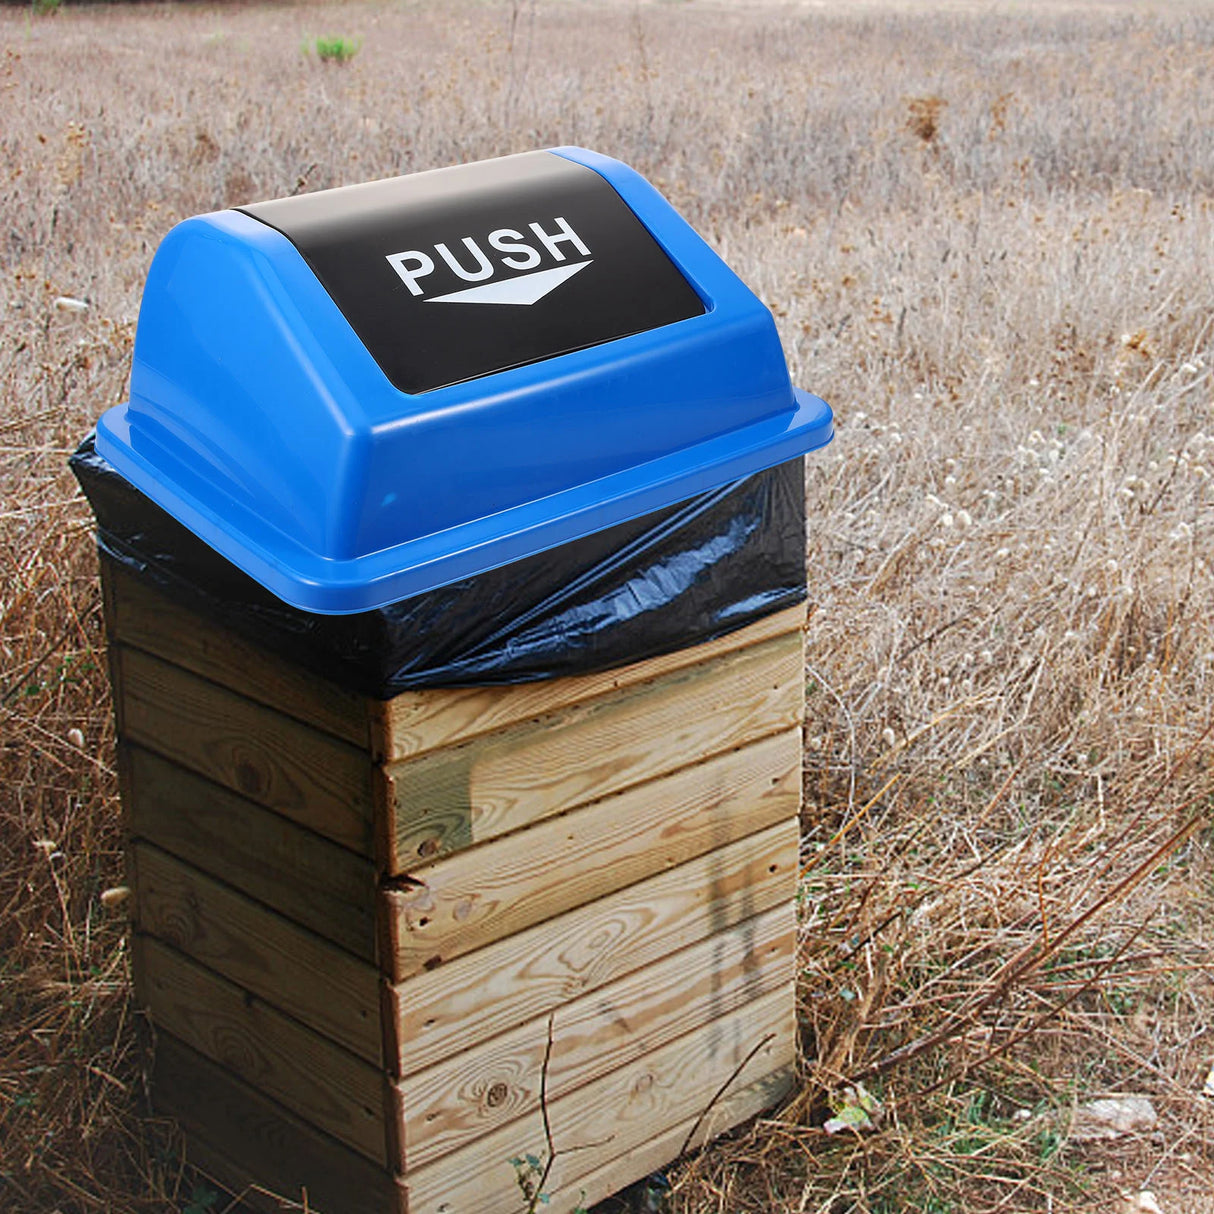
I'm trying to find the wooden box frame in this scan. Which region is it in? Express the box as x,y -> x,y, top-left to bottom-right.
103,555 -> 804,1213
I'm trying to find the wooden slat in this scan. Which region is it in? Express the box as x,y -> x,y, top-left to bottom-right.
397,903 -> 795,1167
132,842 -> 381,1064
384,630 -> 804,870
180,1140 -> 288,1214
534,1066 -> 794,1214
115,646 -> 374,855
154,1034 -> 405,1214
101,555 -> 372,749
133,935 -> 388,1165
386,817 -> 799,1063
377,604 -> 805,762
401,983 -> 796,1212
124,745 -> 376,960
384,729 -> 800,975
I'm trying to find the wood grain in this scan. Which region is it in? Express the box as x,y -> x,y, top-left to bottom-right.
378,604 -> 805,761
383,728 -> 800,976
385,630 -> 804,869
124,744 -> 376,960
385,816 -> 799,1065
528,1066 -> 795,1214
401,983 -> 796,1212
396,902 -> 795,1166
154,1033 -> 405,1214
102,555 -> 372,749
132,842 -> 381,1063
133,935 -> 388,1164
115,645 -> 374,854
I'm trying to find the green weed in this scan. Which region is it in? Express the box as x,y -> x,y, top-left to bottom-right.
309,34 -> 361,64
509,1153 -> 589,1213
182,1185 -> 218,1214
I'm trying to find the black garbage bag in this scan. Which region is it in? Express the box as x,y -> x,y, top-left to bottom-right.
71,435 -> 805,698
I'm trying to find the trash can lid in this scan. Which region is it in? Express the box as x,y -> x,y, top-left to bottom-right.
95,147 -> 833,613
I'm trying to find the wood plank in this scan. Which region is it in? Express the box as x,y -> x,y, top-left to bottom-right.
133,935 -> 388,1165
132,842 -> 381,1064
533,1066 -> 795,1214
397,903 -> 795,1167
179,1140 -> 287,1214
377,603 -> 805,762
383,729 -> 800,976
154,1033 -> 405,1214
115,646 -> 374,855
385,630 -> 804,870
401,983 -> 796,1211
386,817 -> 799,1064
124,745 -> 376,961
101,554 -> 372,749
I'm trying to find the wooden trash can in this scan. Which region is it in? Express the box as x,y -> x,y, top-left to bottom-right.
105,555 -> 805,1214
82,144 -> 832,1214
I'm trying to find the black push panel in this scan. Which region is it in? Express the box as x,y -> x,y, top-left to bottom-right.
240,151 -> 705,395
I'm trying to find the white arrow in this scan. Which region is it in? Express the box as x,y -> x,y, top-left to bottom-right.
426,260 -> 592,305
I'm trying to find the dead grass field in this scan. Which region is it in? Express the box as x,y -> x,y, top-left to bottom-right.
2,1 -> 1214,1211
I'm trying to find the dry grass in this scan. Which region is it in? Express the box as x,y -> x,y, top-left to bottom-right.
2,1 -> 1213,1211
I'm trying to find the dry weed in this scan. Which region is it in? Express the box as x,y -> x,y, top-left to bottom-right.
1,1 -> 1212,1211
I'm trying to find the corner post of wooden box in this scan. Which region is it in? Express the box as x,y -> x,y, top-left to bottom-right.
372,762 -> 399,878
97,550 -> 119,635
123,796 -> 141,930
367,696 -> 391,765
379,974 -> 400,1075
381,1064 -> 406,1177
128,930 -> 149,1017
374,696 -> 409,1181
99,582 -> 127,741
102,559 -> 140,1000
115,733 -> 136,850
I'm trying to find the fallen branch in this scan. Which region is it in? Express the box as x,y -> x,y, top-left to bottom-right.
678,1031 -> 776,1159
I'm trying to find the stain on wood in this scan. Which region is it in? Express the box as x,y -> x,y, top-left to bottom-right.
400,984 -> 796,1212
531,1065 -> 795,1214
383,729 -> 800,973
386,630 -> 803,868
396,903 -> 795,1165
385,817 -> 799,1062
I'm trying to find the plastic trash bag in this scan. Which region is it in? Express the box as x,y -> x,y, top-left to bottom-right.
71,435 -> 805,697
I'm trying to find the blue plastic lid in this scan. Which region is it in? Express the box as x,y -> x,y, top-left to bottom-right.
95,147 -> 833,613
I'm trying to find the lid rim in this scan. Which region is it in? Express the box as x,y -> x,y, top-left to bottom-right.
96,390 -> 832,614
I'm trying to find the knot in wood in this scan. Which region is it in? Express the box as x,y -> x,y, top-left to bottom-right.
234,756 -> 265,797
